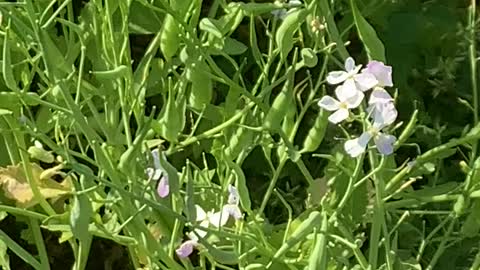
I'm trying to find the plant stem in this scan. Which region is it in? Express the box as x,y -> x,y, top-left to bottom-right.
469,0 -> 478,163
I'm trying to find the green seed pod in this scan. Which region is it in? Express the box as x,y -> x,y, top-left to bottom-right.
160,15 -> 181,59
277,105 -> 296,159
275,9 -> 307,60
302,108 -> 328,153
308,212 -> 328,269
263,67 -> 295,131
158,79 -> 185,142
187,61 -> 213,110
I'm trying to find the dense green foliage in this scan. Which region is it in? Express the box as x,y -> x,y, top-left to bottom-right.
0,0 -> 478,269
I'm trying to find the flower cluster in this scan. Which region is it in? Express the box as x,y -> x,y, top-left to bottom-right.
318,57 -> 398,157
176,185 -> 242,258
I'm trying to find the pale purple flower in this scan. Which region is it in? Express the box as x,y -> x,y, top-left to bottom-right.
318,85 -> 364,124
157,175 -> 169,198
363,61 -> 393,87
146,149 -> 170,198
176,239 -> 198,258
326,57 -> 378,97
344,102 -> 398,157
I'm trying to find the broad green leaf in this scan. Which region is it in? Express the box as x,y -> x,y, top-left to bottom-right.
350,0 -> 386,62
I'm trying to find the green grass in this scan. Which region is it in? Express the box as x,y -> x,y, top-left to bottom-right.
0,0 -> 478,269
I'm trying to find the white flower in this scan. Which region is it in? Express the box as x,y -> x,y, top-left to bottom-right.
146,149 -> 162,180
326,57 -> 378,97
344,102 -> 398,157
368,88 -> 393,105
318,85 -> 364,124
146,149 -> 170,198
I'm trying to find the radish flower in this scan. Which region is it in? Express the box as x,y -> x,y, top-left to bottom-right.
344,102 -> 398,157
146,149 -> 169,198
363,61 -> 393,87
318,85 -> 364,124
326,57 -> 378,97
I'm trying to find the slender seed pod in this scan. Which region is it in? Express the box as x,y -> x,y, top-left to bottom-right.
275,9 -> 307,60
263,67 -> 295,131
302,108 -> 328,153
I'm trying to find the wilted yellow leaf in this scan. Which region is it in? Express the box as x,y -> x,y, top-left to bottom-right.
0,163 -> 72,208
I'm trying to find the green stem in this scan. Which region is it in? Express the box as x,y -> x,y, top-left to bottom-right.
258,156 -> 288,217
29,219 -> 50,270
0,229 -> 42,270
469,0 -> 478,163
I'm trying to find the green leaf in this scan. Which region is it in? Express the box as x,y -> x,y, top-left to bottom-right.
200,18 -> 224,39
0,236 -> 10,270
223,37 -> 248,55
350,0 -> 386,62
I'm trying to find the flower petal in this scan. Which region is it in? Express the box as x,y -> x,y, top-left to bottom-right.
157,175 -> 170,198
354,72 -> 378,91
344,57 -> 355,72
328,108 -> 349,124
326,71 -> 349,85
195,205 -> 207,222
223,205 -> 243,220
368,88 -> 393,105
318,95 -> 340,111
209,211 -> 229,228
176,240 -> 197,258
340,78 -> 360,98
344,90 -> 364,109
228,184 -> 239,205
371,102 -> 397,128
374,133 -> 396,155
344,132 -> 372,158
365,61 -> 393,87
151,149 -> 161,170
196,220 -> 209,238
